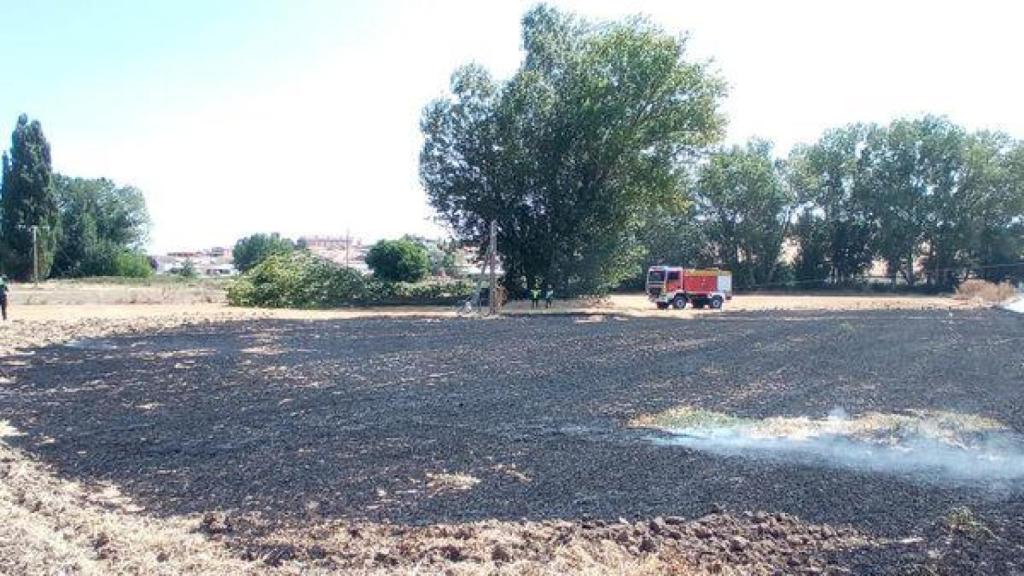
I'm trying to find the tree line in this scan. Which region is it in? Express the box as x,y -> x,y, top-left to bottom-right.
421,5 -> 1024,293
645,120 -> 1024,291
1,114 -> 151,280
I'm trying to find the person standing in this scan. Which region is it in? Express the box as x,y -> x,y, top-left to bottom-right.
530,287 -> 540,309
544,286 -> 554,309
0,276 -> 9,321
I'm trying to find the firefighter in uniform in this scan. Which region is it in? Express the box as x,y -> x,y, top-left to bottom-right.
0,276 -> 9,321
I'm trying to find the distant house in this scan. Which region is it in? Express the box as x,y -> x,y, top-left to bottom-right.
152,255 -> 180,275
152,247 -> 238,276
300,235 -> 370,273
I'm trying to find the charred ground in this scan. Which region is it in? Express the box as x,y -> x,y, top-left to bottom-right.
2,309 -> 1023,573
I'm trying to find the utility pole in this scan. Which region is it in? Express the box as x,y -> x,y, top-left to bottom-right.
30,225 -> 39,287
345,228 -> 351,268
488,219 -> 498,315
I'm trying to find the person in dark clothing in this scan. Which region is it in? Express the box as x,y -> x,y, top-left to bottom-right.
544,286 -> 554,309
0,276 -> 8,321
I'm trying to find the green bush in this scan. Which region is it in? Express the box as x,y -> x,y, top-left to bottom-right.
228,252 -> 361,308
64,242 -> 153,279
364,278 -> 474,305
177,258 -> 197,279
291,255 -> 368,307
365,239 -> 430,283
227,251 -> 473,308
113,251 -> 153,278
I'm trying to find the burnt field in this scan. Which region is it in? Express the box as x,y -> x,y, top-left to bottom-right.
2,309 -> 1024,573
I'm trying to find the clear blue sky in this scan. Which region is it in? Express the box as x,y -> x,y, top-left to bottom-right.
2,0 -> 1022,252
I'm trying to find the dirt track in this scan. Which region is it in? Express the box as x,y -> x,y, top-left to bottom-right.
2,307 -> 1023,574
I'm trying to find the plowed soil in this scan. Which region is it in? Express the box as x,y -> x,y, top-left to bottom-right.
2,307 -> 1023,574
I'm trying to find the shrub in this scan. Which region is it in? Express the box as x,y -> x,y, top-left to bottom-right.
291,255 -> 368,307
177,258 -> 197,279
954,279 -> 1018,303
113,251 -> 154,278
365,239 -> 430,283
365,278 -> 474,305
228,252 -> 366,308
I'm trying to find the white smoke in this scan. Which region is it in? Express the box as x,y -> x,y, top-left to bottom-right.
1004,297 -> 1024,314
642,408 -> 1024,486
64,338 -> 120,351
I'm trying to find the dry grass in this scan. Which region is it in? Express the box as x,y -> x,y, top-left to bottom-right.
0,305 -> 467,356
942,507 -> 995,540
272,520 -> 691,576
630,406 -> 749,431
631,406 -> 1009,448
0,435 -> 271,576
954,279 -> 1018,304
425,472 -> 482,494
9,279 -> 227,306
247,512 -> 874,576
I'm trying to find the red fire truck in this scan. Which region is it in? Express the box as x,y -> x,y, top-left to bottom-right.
646,266 -> 733,310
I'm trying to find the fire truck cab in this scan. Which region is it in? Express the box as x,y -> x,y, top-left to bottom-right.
646,266 -> 732,310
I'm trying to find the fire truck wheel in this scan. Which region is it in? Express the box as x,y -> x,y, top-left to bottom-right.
671,295 -> 687,309
710,296 -> 724,309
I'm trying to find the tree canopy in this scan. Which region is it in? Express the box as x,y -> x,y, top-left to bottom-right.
51,175 -> 151,277
365,238 -> 430,283
232,233 -> 295,273
787,125 -> 876,284
787,116 -> 1024,288
421,5 -> 726,294
1,114 -> 59,280
694,139 -> 793,289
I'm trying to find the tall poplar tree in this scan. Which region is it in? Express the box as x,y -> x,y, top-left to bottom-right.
1,114 -> 59,280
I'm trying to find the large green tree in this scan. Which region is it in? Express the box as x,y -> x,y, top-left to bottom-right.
1,115 -> 59,280
232,232 -> 294,273
693,139 -> 793,289
860,117 -> 967,286
420,5 -> 726,294
365,238 -> 430,283
51,175 -> 150,277
630,197 -> 712,288
951,131 -> 1024,283
787,124 -> 877,283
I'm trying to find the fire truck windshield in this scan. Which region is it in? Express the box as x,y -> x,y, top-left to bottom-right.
647,270 -> 665,283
